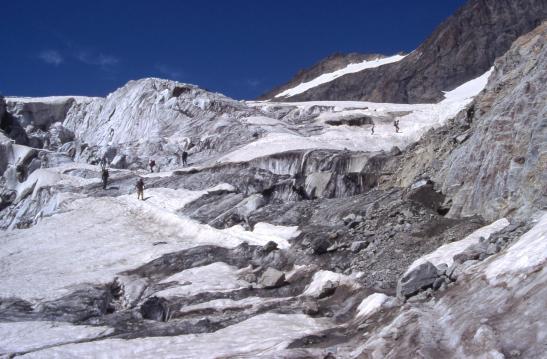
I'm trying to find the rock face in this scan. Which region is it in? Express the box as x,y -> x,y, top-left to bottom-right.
380,22 -> 547,222
437,22 -> 547,221
263,0 -> 547,103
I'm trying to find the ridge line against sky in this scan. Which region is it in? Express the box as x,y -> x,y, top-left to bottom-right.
0,0 -> 467,99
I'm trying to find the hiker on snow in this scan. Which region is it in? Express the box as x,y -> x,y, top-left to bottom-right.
371,123 -> 375,135
182,151 -> 188,167
394,119 -> 400,133
149,159 -> 156,173
136,178 -> 145,200
101,168 -> 109,190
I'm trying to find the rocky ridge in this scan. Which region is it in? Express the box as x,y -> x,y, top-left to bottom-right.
262,0 -> 547,103
260,53 -> 389,100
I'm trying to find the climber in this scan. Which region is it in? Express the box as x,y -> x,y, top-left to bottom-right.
182,151 -> 188,166
394,119 -> 400,133
466,105 -> 475,122
99,157 -> 107,170
15,164 -> 27,182
136,178 -> 145,200
371,123 -> 375,135
40,152 -> 49,168
149,159 -> 156,173
101,168 -> 109,190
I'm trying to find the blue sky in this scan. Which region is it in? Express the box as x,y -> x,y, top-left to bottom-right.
0,0 -> 467,99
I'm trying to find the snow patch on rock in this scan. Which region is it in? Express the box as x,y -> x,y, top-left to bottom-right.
486,212 -> 547,285
303,270 -> 361,297
405,218 -> 509,274
356,293 -> 395,319
156,262 -> 246,298
275,54 -> 406,98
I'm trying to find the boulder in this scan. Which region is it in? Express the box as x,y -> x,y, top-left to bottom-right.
302,301 -> 319,315
343,213 -> 356,224
308,236 -> 331,255
486,243 -> 501,255
453,242 -> 488,264
436,263 -> 449,276
397,261 -> 439,298
259,267 -> 286,289
432,277 -> 444,290
286,265 -> 317,284
261,240 -> 278,254
317,280 -> 337,299
351,241 -> 369,253
455,133 -> 470,144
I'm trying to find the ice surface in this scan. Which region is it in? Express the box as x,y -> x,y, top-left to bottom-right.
486,212 -> 547,285
356,293 -> 394,318
405,218 -> 510,274
226,70 -> 493,164
177,296 -> 280,315
21,313 -> 331,359
0,185 -> 297,302
6,96 -> 97,104
14,169 -> 62,202
275,55 -> 406,98
156,262 -> 246,298
0,321 -> 112,355
442,68 -> 494,102
221,222 -> 300,249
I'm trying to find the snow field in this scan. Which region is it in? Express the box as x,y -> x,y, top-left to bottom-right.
0,179 -> 300,302
0,322 -> 113,355
20,313 -> 331,359
228,68 -> 493,163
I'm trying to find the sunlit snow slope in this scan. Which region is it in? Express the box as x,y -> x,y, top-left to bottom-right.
274,54 -> 406,98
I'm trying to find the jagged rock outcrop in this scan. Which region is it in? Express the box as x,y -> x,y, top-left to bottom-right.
0,96 -> 6,121
438,22 -> 547,221
264,0 -> 547,103
382,22 -> 547,222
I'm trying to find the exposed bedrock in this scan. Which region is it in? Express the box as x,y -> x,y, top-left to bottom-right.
381,22 -> 547,222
